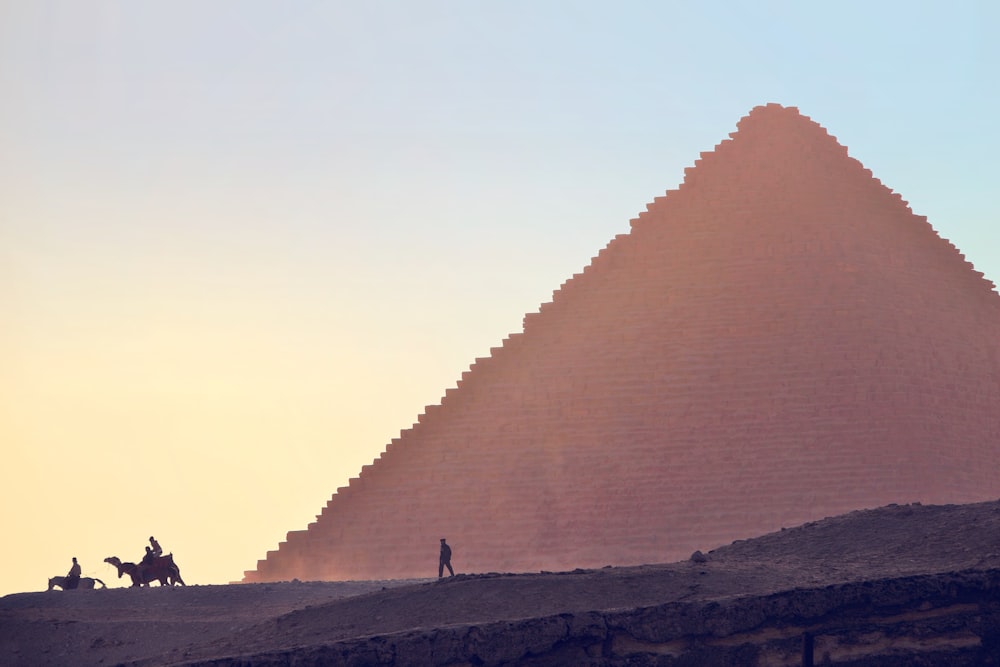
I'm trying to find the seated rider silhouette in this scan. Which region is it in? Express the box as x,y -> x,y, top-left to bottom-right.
141,546 -> 155,566
149,536 -> 162,558
66,557 -> 82,590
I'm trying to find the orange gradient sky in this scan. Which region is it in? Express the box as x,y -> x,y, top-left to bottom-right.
2,2 -> 997,595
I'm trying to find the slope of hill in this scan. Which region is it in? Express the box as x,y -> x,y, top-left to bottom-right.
3,500 -> 1000,666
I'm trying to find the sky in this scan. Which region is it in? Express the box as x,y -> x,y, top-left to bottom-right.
1,1 -> 997,596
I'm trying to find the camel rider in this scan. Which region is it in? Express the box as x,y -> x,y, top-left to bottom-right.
141,546 -> 155,566
66,557 -> 82,590
149,536 -> 162,558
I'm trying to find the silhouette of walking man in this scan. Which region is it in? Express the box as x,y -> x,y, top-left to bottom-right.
66,557 -> 82,590
438,538 -> 454,577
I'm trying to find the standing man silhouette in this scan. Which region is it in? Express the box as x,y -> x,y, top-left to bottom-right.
438,538 -> 454,577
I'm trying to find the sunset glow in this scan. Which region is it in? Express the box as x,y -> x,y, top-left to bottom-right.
2,2 -> 997,596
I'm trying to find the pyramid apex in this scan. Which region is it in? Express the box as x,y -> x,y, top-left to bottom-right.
708,103 -> 844,158
750,102 -> 800,114
737,103 -> 814,129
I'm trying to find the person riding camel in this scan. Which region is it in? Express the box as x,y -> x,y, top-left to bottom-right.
141,546 -> 155,566
149,536 -> 162,558
66,557 -> 82,590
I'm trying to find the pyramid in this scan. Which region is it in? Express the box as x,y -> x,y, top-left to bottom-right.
244,104 -> 1000,582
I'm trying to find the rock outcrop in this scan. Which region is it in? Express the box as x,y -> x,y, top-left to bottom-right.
190,570 -> 1000,666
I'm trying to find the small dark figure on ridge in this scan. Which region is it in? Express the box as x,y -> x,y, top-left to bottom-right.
439,538 -> 454,577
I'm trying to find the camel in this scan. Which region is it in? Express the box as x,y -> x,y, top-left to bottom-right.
104,554 -> 185,587
47,576 -> 106,591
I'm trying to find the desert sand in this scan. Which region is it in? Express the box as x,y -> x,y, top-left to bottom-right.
3,500 -> 1000,666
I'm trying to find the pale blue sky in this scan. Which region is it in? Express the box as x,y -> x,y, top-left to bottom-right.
1,1 -> 996,595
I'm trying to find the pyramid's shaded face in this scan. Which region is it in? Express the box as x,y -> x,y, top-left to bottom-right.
245,104 -> 1000,583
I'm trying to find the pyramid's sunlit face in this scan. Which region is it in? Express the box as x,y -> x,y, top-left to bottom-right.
246,106 -> 1000,585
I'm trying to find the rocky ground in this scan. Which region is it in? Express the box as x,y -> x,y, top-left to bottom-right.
3,500 -> 1000,666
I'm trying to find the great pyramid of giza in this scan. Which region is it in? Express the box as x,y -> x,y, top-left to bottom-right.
244,104 -> 1000,583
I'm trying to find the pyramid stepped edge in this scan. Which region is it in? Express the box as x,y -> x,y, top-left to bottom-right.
244,104 -> 1000,584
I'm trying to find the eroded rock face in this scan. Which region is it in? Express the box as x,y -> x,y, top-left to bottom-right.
191,570 -> 1000,666
245,104 -> 1000,585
